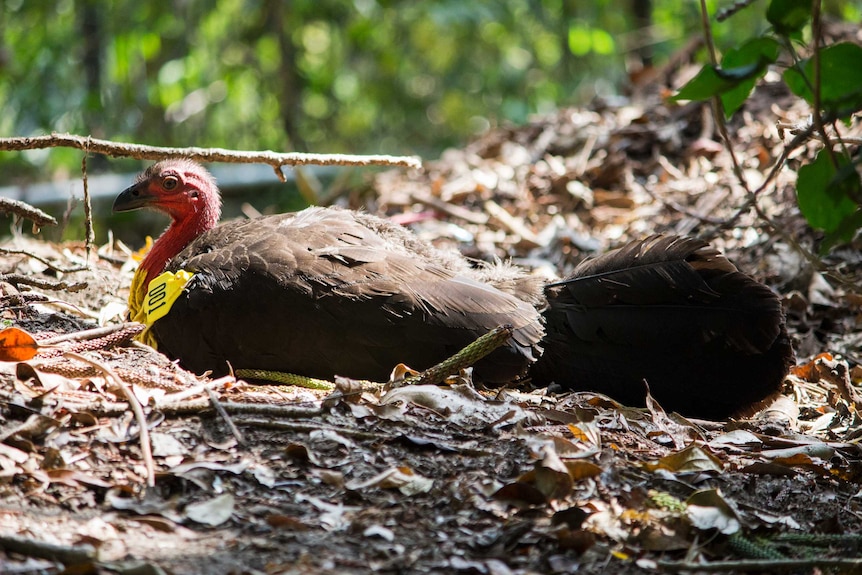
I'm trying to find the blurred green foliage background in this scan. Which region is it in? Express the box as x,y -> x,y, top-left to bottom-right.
0,0 -> 859,181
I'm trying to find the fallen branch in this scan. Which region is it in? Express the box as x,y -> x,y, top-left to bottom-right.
0,197 -> 58,228
409,191 -> 489,226
206,386 -> 244,444
37,323 -> 145,346
0,133 -> 423,181
0,293 -> 49,308
148,397 -> 325,418
0,247 -> 88,273
483,200 -> 542,247
235,417 -> 391,440
0,273 -> 87,292
155,375 -> 235,405
0,534 -> 97,565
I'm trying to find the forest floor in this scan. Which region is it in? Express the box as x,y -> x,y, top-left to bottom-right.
2,76 -> 862,574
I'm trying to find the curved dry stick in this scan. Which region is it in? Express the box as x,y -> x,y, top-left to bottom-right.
0,248 -> 87,273
65,351 -> 156,488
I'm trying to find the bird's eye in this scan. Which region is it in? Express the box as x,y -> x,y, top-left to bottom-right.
162,176 -> 179,191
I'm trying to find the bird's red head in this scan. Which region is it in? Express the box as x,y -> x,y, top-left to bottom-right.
114,159 -> 221,223
115,159 -> 222,285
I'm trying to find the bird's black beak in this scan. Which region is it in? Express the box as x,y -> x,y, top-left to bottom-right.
113,181 -> 154,213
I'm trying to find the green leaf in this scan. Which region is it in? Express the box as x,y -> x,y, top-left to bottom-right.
766,0 -> 811,35
719,37 -> 781,116
796,149 -> 860,238
674,66 -> 729,101
822,209 -> 862,253
674,56 -> 772,102
784,43 -> 862,117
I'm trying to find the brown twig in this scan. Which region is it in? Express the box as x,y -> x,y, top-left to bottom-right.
205,386 -> 244,444
81,143 -> 96,261
0,534 -> 97,565
483,200 -> 542,247
777,120 -> 862,146
0,293 -> 49,307
409,192 -> 489,225
0,273 -> 87,292
697,0 -> 749,191
0,197 -> 58,228
65,351 -> 156,488
0,247 -> 88,273
815,356 -> 862,412
37,323 -> 145,345
0,133 -> 423,181
148,396 -> 325,418
154,375 -> 235,405
807,0 -> 841,171
235,418 -> 391,440
215,401 -> 324,419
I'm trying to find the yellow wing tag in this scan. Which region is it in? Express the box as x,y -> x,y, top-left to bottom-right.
145,270 -> 194,324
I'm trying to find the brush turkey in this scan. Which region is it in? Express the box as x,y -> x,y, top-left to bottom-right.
114,160 -> 793,419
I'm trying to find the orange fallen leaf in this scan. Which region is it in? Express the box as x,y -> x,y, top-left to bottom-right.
0,327 -> 40,361
791,352 -> 833,382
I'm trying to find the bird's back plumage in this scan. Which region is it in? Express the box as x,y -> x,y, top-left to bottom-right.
152,207 -> 545,382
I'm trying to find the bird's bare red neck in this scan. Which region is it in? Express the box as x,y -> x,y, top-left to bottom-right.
139,202 -> 220,288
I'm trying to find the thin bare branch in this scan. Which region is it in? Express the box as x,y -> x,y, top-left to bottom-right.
0,273 -> 87,292
0,534 -> 97,564
81,144 -> 96,260
154,375 -> 235,406
0,198 -> 58,228
0,248 -> 87,273
409,192 -> 489,226
0,133 -> 423,181
808,0 -> 842,169
37,323 -> 145,346
698,0 -> 749,191
205,386 -> 245,444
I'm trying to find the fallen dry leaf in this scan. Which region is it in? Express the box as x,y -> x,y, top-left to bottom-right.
0,327 -> 40,361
